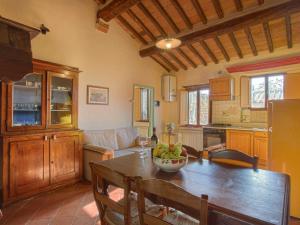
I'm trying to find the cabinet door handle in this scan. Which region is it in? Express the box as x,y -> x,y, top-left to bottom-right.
51,161 -> 54,164
44,136 -> 48,141
53,135 -> 57,140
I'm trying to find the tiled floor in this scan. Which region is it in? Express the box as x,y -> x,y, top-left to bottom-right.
0,182 -> 299,225
0,182 -> 123,225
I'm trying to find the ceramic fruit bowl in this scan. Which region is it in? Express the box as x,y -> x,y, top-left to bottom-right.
153,156 -> 188,172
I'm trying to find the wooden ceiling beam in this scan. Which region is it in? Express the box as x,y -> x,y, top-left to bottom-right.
127,9 -> 156,41
168,52 -> 188,70
117,15 -> 147,44
191,0 -> 207,24
244,27 -> 258,56
140,0 -> 300,57
151,0 -> 180,33
98,0 -> 141,22
285,15 -> 292,48
157,54 -> 179,71
186,44 -> 207,66
234,0 -> 243,11
200,40 -> 218,64
214,36 -> 230,62
212,0 -> 224,19
171,0 -> 193,29
137,2 -> 167,36
150,56 -> 171,72
176,48 -> 197,68
263,22 -> 273,53
229,32 -> 243,58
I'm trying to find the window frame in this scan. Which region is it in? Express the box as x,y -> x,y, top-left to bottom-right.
250,73 -> 285,110
186,84 -> 211,127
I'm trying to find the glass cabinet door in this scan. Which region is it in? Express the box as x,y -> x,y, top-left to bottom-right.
10,73 -> 44,128
49,73 -> 74,127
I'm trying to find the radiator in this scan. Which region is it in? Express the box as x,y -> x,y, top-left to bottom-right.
177,128 -> 203,151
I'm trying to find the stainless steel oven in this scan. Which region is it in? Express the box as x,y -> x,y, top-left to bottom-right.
203,125 -> 229,150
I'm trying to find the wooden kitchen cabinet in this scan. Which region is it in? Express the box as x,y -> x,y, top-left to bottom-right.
0,59 -> 82,206
226,130 -> 269,168
253,131 -> 268,168
50,135 -> 80,184
226,130 -> 253,155
9,136 -> 49,198
209,77 -> 234,101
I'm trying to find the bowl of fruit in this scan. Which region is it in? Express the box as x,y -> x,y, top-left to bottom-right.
152,143 -> 188,172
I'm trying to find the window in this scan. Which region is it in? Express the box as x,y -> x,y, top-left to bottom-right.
140,88 -> 149,121
250,74 -> 284,109
187,87 -> 210,126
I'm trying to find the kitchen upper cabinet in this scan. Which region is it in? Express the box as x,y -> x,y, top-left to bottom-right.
50,135 -> 80,184
253,131 -> 268,168
9,137 -> 50,197
226,130 -> 253,155
209,77 -> 234,101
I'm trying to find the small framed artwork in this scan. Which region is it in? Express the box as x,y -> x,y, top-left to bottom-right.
87,85 -> 109,105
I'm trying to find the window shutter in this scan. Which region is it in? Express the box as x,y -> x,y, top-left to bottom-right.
240,76 -> 250,108
179,90 -> 188,125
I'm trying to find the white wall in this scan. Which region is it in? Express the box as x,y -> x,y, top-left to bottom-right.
1,0 -> 165,132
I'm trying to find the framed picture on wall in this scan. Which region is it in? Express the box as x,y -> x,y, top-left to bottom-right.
87,85 -> 109,105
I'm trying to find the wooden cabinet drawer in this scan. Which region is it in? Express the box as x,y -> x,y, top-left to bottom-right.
254,131 -> 268,138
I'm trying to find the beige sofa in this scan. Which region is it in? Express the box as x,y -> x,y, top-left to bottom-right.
83,127 -> 145,181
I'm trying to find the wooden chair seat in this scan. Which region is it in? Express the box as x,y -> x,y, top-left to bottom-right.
163,210 -> 199,225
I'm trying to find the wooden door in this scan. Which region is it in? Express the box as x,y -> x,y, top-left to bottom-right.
226,130 -> 253,155
254,132 -> 268,167
50,135 -> 80,184
9,138 -> 49,197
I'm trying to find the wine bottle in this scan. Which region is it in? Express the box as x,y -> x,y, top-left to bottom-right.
151,127 -> 158,152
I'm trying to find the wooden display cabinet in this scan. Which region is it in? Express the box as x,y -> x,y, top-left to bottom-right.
0,59 -> 82,206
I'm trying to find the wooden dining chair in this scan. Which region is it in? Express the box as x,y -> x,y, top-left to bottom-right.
90,162 -> 162,225
182,145 -> 203,159
208,149 -> 258,169
137,178 -> 208,225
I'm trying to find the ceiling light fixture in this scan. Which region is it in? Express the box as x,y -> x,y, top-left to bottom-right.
155,38 -> 181,50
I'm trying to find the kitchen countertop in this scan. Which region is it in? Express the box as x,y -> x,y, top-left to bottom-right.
203,125 -> 267,132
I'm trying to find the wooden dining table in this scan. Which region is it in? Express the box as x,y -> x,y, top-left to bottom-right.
95,151 -> 290,225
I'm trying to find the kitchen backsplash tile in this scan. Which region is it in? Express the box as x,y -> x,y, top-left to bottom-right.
212,97 -> 268,125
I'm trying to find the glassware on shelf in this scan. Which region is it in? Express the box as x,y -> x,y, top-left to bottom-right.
50,76 -> 73,125
12,74 -> 42,127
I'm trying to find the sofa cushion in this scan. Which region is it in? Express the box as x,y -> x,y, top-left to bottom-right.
115,127 -> 138,149
84,129 -> 118,150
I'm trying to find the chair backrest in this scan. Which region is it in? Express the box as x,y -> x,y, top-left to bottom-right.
90,162 -> 132,224
208,149 -> 258,169
136,178 -> 208,225
182,145 -> 203,159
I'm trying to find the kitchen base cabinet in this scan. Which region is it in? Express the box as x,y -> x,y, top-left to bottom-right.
226,130 -> 253,155
253,132 -> 268,168
226,130 -> 268,168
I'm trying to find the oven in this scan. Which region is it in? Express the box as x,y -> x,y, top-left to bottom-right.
203,127 -> 226,150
